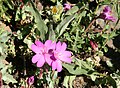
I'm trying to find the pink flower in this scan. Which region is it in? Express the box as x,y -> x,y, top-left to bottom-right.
64,3 -> 72,11
90,40 -> 98,51
27,76 -> 34,85
100,6 -> 116,22
31,40 -> 72,72
49,41 -> 72,72
31,40 -> 55,67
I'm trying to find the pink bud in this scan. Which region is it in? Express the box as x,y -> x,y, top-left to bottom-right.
90,40 -> 98,51
100,6 -> 116,22
27,76 -> 34,85
64,3 -> 72,11
39,69 -> 43,79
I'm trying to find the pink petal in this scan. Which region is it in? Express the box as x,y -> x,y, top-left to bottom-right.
45,40 -> 52,47
60,57 -> 72,63
35,40 -> 44,47
61,42 -> 67,51
56,41 -> 62,51
103,6 -> 111,12
44,54 -> 52,66
52,61 -> 57,70
32,54 -> 40,63
31,44 -> 41,53
36,54 -> 45,67
56,60 -> 62,72
50,42 -> 56,50
60,51 -> 71,57
64,51 -> 71,57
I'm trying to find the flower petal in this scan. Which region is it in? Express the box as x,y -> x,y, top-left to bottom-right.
32,54 -> 40,63
36,54 -> 45,67
35,40 -> 44,47
103,6 -> 111,12
61,42 -> 67,51
56,41 -> 62,51
61,57 -> 72,63
56,60 -> 62,72
64,51 -> 71,57
45,40 -> 52,47
52,61 -> 57,70
31,44 -> 41,53
50,42 -> 56,50
44,54 -> 52,66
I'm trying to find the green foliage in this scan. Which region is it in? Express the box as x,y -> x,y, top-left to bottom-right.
63,76 -> 76,88
26,1 -> 48,41
0,0 -> 120,87
0,0 -> 13,22
0,26 -> 16,84
56,14 -> 75,38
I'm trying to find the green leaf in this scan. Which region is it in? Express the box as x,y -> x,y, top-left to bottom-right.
64,32 -> 73,42
49,81 -> 54,88
107,76 -> 117,88
48,24 -> 56,41
23,38 -> 33,48
69,76 -> 76,88
1,64 -> 17,84
89,74 -> 97,81
0,31 -> 10,43
75,58 -> 94,70
106,60 -> 113,67
77,11 -> 87,23
73,30 -> 79,52
5,0 -> 14,9
52,71 -> 58,79
63,63 -> 88,75
63,76 -> 69,88
56,14 -> 75,37
102,34 -> 108,39
50,0 -> 57,3
0,60 -> 5,68
63,75 -> 76,88
109,32 -> 117,39
2,73 -> 17,84
103,46 -> 108,52
66,6 -> 79,15
29,1 -> 48,40
105,24 -> 110,29
89,72 -> 99,81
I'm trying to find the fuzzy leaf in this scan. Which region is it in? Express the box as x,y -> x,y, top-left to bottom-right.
29,1 -> 48,40
56,14 -> 75,37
